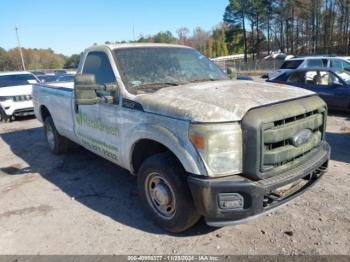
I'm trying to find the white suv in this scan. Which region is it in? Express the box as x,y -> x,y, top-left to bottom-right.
0,71 -> 39,122
268,56 -> 350,80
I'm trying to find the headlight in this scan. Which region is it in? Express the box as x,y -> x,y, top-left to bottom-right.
189,123 -> 242,177
13,95 -> 32,102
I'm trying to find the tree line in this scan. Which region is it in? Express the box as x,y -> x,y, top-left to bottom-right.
0,47 -> 80,71
112,0 -> 350,62
224,0 -> 350,61
106,26 -> 230,59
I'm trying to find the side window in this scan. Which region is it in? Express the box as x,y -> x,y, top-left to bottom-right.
280,60 -> 303,69
306,70 -> 340,87
82,51 -> 117,101
307,59 -> 324,67
340,60 -> 350,72
305,71 -> 318,84
330,59 -> 343,70
343,61 -> 350,72
83,52 -> 116,85
287,72 -> 306,84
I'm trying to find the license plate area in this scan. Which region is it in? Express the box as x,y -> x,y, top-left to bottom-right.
262,172 -> 320,209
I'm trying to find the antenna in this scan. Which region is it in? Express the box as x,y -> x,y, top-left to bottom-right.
15,26 -> 26,71
132,19 -> 135,42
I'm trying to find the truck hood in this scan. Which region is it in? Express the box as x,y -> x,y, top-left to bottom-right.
0,85 -> 33,96
135,80 -> 315,122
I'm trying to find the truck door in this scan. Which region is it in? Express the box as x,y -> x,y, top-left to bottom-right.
74,51 -> 120,164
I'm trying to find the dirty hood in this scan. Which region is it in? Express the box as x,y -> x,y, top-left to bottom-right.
135,80 -> 315,122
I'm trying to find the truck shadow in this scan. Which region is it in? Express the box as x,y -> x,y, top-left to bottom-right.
326,110 -> 350,164
0,126 -> 215,236
328,110 -> 350,121
326,132 -> 350,164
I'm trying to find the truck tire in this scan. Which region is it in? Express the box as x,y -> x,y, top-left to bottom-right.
44,116 -> 68,154
137,152 -> 200,233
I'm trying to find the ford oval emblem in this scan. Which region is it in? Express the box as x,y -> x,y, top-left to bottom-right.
291,129 -> 313,147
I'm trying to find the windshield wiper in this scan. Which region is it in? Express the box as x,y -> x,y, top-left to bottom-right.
136,82 -> 180,89
135,82 -> 181,93
141,82 -> 180,87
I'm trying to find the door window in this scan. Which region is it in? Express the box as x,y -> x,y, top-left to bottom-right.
306,59 -> 327,67
280,60 -> 303,69
305,70 -> 341,87
330,59 -> 350,72
286,72 -> 306,84
83,52 -> 116,85
82,51 -> 118,101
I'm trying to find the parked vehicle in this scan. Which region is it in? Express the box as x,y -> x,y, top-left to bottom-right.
236,75 -> 254,81
0,71 -> 38,122
31,71 -> 46,76
268,55 -> 350,80
342,56 -> 350,62
267,67 -> 350,111
33,43 -> 330,232
37,74 -> 59,83
54,69 -> 67,75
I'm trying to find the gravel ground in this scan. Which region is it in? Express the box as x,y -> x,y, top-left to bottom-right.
0,112 -> 349,255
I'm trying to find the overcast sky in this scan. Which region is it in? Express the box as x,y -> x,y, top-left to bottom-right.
1,0 -> 228,55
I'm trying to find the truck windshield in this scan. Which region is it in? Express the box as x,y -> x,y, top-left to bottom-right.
114,47 -> 229,94
0,74 -> 38,88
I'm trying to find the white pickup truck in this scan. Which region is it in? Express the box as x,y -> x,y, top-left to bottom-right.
33,43 -> 330,232
0,71 -> 39,122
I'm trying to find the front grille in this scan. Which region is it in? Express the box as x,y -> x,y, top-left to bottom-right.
242,96 -> 327,180
13,95 -> 32,102
262,109 -> 325,172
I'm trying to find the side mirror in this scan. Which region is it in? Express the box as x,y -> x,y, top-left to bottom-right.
74,74 -> 102,105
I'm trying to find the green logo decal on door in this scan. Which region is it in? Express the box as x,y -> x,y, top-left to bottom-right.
75,111 -> 119,136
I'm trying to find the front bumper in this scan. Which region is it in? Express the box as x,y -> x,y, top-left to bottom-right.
0,100 -> 33,116
187,141 -> 330,227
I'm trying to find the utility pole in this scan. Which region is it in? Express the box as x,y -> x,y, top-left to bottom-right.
15,26 -> 26,71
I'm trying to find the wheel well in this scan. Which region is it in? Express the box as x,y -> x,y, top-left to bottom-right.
131,139 -> 179,174
40,105 -> 51,120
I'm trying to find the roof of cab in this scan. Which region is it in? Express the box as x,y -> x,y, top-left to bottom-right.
0,71 -> 34,76
85,43 -> 192,53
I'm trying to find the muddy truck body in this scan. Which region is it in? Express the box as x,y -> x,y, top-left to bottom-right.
33,44 -> 330,232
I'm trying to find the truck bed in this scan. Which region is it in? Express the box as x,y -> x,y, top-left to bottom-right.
32,83 -> 77,142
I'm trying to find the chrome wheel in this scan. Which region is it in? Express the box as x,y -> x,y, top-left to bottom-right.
45,124 -> 55,150
145,172 -> 176,219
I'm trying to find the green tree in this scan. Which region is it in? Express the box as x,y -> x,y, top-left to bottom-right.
153,31 -> 177,43
224,0 -> 250,61
0,47 -> 11,71
64,54 -> 81,69
211,26 -> 229,57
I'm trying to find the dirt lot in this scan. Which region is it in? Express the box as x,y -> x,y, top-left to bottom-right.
0,113 -> 349,255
